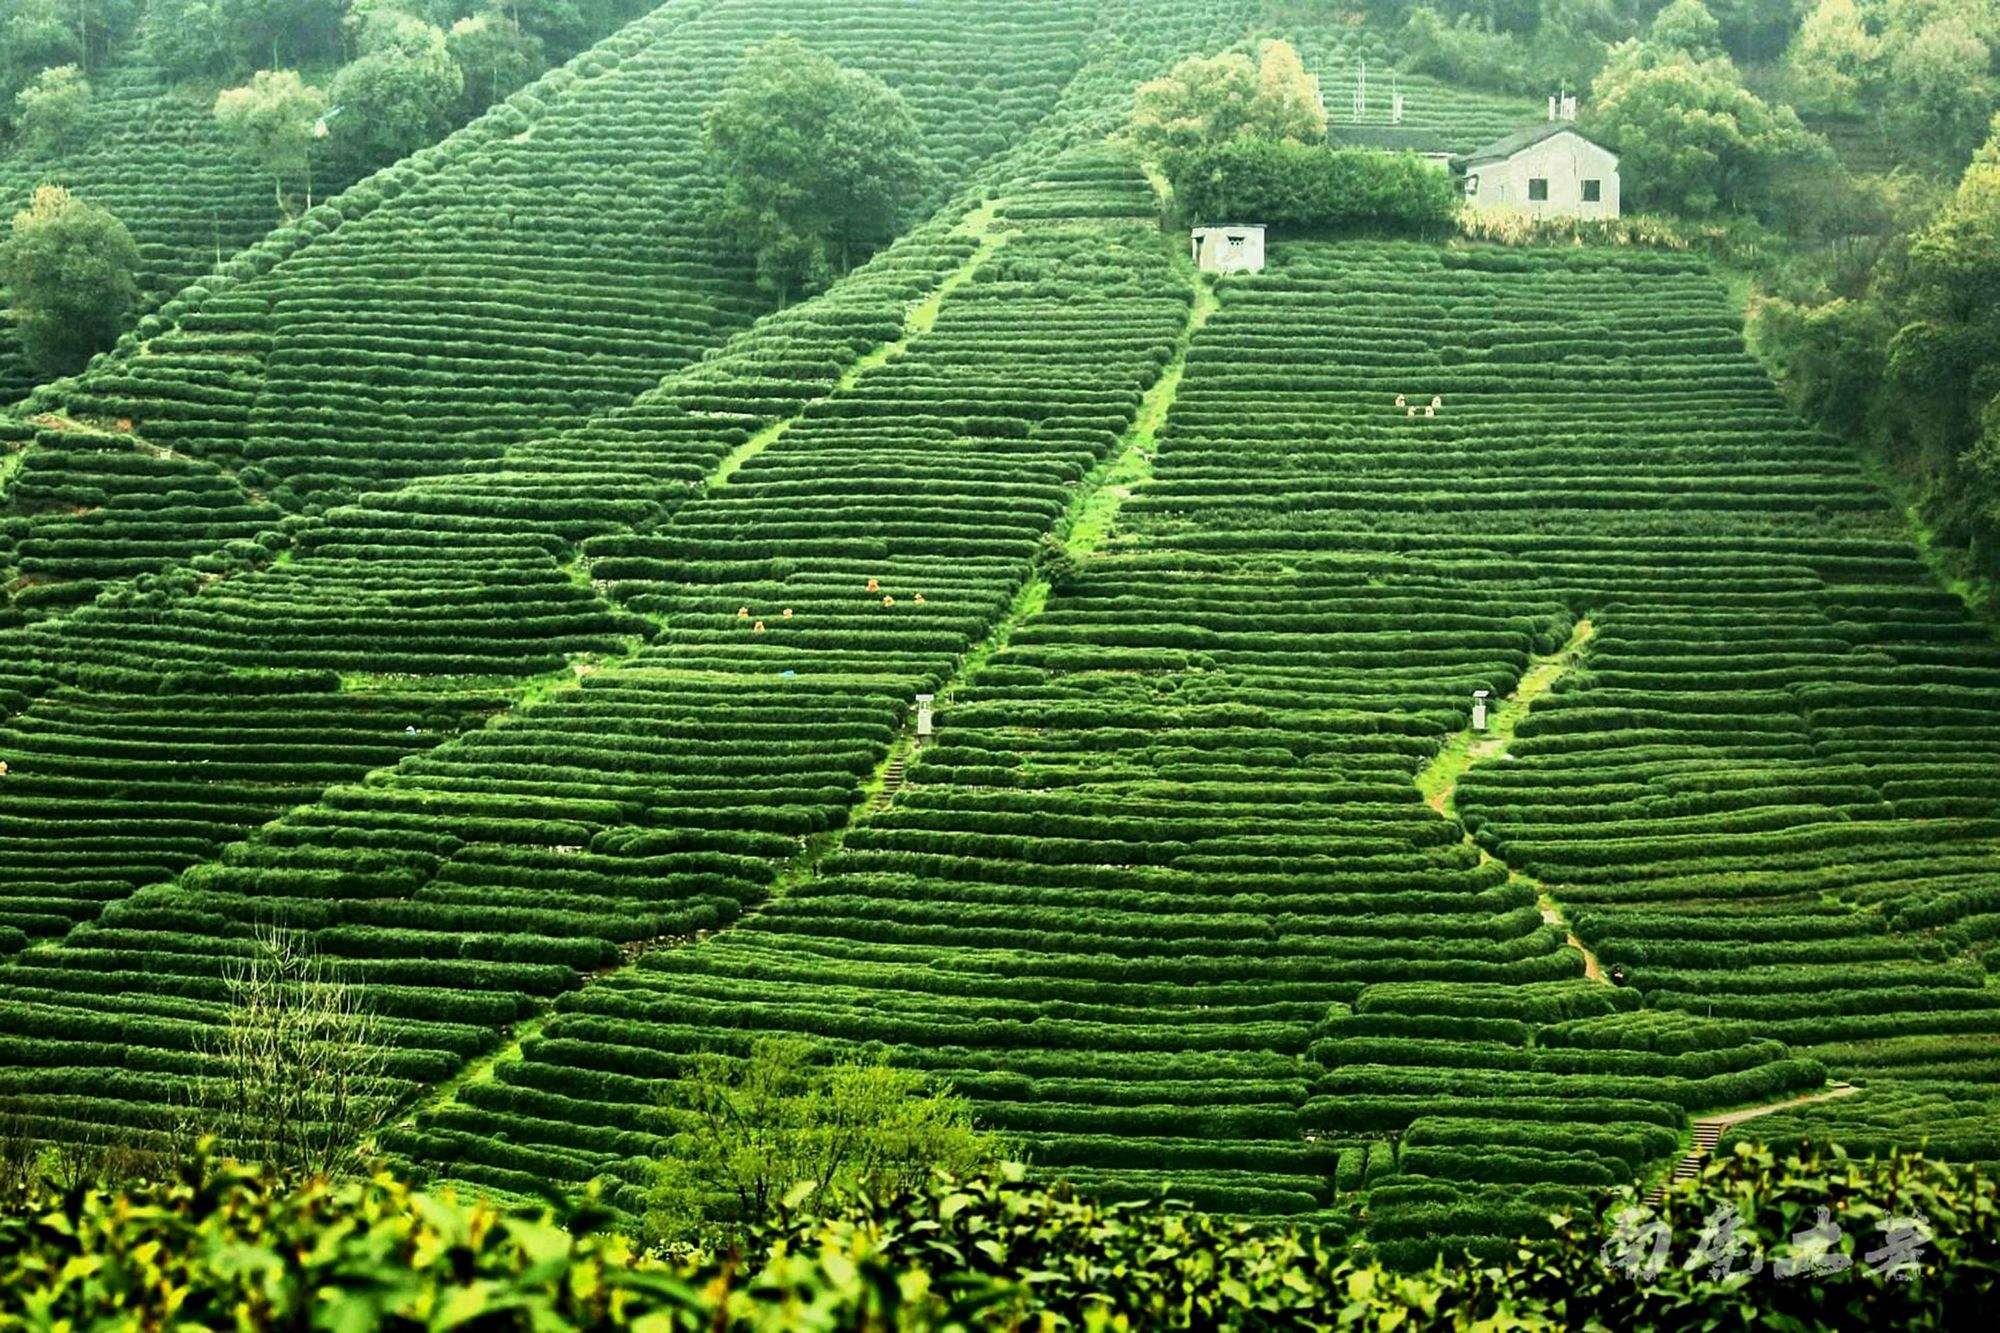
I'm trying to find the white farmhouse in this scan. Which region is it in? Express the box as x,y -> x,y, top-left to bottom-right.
1191,224 -> 1265,274
1458,122 -> 1619,219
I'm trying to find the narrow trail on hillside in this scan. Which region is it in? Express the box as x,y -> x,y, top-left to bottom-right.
1412,619 -> 1608,984
1643,1083 -> 1861,1204
417,208 -> 1022,713
1063,276 -> 1218,557
396,247 -> 1218,1135
710,204 -> 1006,491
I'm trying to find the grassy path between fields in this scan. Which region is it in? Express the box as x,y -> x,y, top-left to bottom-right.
1064,275 -> 1217,556
394,235 -> 1216,1139
1413,618 -> 1608,984
354,211 -> 1014,715
711,204 -> 1006,490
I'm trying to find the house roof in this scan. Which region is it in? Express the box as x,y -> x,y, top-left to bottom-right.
1457,121 -> 1617,167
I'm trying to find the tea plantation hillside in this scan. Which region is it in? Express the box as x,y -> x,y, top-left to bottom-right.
0,0 -> 1275,1129
0,63 -> 292,404
0,6 -> 676,403
391,237 -> 2000,1261
1,0 -> 1996,1274
0,0 -> 1355,949
0,0 -> 1114,620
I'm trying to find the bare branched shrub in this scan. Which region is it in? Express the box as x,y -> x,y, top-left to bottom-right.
189,926 -> 386,1177
0,1117 -> 38,1207
0,1117 -> 170,1202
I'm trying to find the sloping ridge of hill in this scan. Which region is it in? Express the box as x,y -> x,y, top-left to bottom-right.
4,0 -> 1997,1269
0,0 -> 1121,624
0,0 -> 1256,1129
0,6 -> 670,404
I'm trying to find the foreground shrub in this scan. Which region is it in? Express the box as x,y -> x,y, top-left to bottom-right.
2,1141 -> 1993,1329
647,1036 -> 1006,1251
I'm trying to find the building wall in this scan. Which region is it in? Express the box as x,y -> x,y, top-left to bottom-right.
1467,132 -> 1620,219
1193,227 -> 1266,274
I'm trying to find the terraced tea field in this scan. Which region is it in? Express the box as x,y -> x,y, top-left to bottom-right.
0,0 -> 1103,627
376,240 -> 1999,1260
2,0 -> 1997,1270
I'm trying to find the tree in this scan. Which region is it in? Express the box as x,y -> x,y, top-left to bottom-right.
1884,15 -> 1995,167
646,1037 -> 1004,1250
1784,0 -> 1881,116
702,37 -> 926,303
187,926 -> 385,1177
137,0 -> 229,79
1704,0 -> 1805,62
1588,42 -> 1832,215
14,62 -> 88,153
1892,116 -> 2000,548
4,184 -> 136,374
446,7 -> 541,115
1755,115 -> 2000,576
1250,39 -> 1327,144
219,0 -> 343,69
214,69 -> 327,216
1648,0 -> 1725,59
1130,39 -> 1326,162
5,0 -> 82,75
327,11 -> 463,169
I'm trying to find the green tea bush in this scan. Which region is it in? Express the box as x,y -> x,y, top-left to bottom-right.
1170,140 -> 1462,231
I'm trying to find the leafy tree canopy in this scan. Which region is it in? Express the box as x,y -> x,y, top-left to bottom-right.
328,9 -> 463,170
1589,31 -> 1832,216
447,7 -> 540,115
701,37 -> 927,302
1650,0 -> 1726,58
1756,114 -> 2000,574
136,0 -> 231,80
645,1036 -> 1003,1250
214,69 -> 328,215
1131,39 -> 1327,161
3,184 -> 136,375
13,61 -> 87,153
1784,0 -> 1880,115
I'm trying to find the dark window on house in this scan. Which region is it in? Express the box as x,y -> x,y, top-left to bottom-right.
1528,178 -> 1549,202
1582,178 -> 1601,202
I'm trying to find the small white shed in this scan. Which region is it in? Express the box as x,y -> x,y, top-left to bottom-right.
1191,224 -> 1265,274
1458,122 -> 1619,220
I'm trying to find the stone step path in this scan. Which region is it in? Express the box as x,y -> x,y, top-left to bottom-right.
872,750 -> 911,812
1643,1083 -> 1859,1205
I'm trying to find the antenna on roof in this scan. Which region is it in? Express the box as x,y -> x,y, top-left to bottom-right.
1390,75 -> 1404,125
1354,61 -> 1366,120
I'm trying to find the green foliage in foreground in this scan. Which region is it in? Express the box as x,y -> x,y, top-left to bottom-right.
648,1037 -> 1006,1251
2,1142 -> 1994,1330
